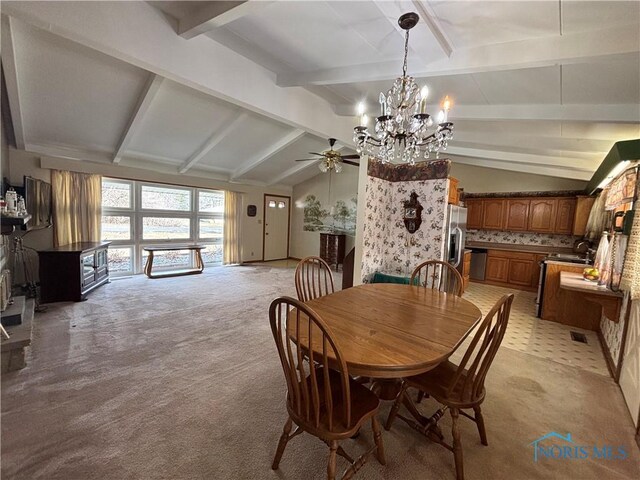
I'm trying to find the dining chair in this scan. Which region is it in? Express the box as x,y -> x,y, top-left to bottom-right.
384,294 -> 514,480
295,256 -> 335,302
411,260 -> 464,404
269,296 -> 385,480
410,260 -> 464,296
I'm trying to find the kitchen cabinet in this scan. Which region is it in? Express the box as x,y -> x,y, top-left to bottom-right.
448,177 -> 459,205
504,199 -> 530,231
528,199 -> 557,233
485,256 -> 509,282
554,198 -> 577,234
462,250 -> 471,291
482,200 -> 505,230
508,259 -> 534,286
573,196 -> 596,236
466,199 -> 484,230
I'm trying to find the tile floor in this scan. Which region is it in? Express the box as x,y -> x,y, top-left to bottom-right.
463,282 -> 609,376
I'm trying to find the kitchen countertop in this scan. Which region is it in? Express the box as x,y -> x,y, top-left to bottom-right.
560,272 -> 622,298
466,241 -> 574,255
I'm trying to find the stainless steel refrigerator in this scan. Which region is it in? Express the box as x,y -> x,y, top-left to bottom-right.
444,205 -> 467,273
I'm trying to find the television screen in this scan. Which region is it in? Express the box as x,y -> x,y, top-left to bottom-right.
24,176 -> 52,229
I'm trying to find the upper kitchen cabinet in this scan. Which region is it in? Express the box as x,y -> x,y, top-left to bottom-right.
573,196 -> 597,236
528,199 -> 557,233
504,199 -> 530,231
448,177 -> 460,205
554,198 -> 577,234
482,199 -> 505,230
466,199 -> 484,229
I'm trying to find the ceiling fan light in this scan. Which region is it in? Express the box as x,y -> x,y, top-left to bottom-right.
334,162 -> 343,173
318,162 -> 329,173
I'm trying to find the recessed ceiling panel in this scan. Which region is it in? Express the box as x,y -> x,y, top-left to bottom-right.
127,79 -> 240,161
12,19 -> 149,151
562,55 -> 640,104
429,1 -> 559,49
197,115 -> 293,171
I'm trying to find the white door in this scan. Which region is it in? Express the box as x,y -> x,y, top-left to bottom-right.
620,300 -> 640,426
264,195 -> 290,261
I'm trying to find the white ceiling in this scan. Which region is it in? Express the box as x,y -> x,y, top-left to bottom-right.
2,1 -> 639,187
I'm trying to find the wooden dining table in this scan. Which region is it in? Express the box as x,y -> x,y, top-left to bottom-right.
299,283 -> 483,399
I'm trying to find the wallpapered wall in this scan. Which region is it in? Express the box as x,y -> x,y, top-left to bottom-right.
600,293 -> 628,368
361,174 -> 449,280
467,230 -> 581,248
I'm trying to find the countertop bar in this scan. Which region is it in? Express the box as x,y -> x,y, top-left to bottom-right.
466,241 -> 574,255
560,272 -> 623,298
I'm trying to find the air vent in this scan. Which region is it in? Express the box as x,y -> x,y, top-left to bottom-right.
570,331 -> 588,344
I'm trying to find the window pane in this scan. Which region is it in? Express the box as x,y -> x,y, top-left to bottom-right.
108,247 -> 133,274
141,185 -> 190,211
142,217 -> 191,240
199,190 -> 224,213
199,218 -> 224,240
101,215 -> 131,240
102,180 -> 131,209
141,249 -> 192,270
201,244 -> 223,264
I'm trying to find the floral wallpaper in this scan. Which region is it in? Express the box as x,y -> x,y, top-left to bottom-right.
467,230 -> 581,247
600,292 -> 628,368
362,176 -> 449,281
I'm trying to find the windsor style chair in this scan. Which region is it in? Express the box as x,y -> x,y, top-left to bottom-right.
295,256 -> 335,302
410,260 -> 464,296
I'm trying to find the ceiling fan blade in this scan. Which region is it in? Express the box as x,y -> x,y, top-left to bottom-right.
342,160 -> 360,166
308,152 -> 325,156
340,154 -> 360,159
294,158 -> 319,162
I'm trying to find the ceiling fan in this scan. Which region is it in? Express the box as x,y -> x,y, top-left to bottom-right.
294,138 -> 360,173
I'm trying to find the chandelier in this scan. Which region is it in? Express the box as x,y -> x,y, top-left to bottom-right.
353,12 -> 454,165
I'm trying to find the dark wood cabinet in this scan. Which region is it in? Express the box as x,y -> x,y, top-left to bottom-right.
555,198 -> 577,234
320,233 -> 346,271
528,199 -> 557,232
485,257 -> 509,283
466,199 -> 484,229
39,242 -> 110,303
508,259 -> 534,286
504,199 -> 530,231
482,200 -> 505,230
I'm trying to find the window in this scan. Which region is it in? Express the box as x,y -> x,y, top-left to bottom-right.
101,179 -> 224,275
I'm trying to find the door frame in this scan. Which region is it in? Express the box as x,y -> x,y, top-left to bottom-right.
262,194 -> 291,261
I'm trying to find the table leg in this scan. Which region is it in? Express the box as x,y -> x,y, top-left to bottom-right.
195,248 -> 204,272
371,379 -> 403,401
144,251 -> 154,278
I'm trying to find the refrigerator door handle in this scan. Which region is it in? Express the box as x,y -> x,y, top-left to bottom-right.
451,227 -> 463,268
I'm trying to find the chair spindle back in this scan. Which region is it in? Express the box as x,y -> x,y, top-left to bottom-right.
448,294 -> 514,403
295,256 -> 335,302
410,260 -> 463,296
269,296 -> 351,431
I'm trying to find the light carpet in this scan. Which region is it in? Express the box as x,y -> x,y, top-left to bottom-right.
1,265 -> 638,479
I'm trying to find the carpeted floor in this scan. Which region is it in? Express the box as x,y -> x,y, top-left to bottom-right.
1,264 -> 638,479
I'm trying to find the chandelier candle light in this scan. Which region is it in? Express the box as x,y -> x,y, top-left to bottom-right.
354,12 -> 454,165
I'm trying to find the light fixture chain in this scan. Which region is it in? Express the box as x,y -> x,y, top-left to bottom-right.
402,29 -> 409,78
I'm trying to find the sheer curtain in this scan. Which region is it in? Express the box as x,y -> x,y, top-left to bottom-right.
51,170 -> 102,247
223,190 -> 242,265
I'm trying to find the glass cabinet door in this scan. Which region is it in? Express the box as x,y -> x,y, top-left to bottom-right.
81,253 -> 96,287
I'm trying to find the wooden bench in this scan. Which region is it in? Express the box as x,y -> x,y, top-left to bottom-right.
143,245 -> 205,279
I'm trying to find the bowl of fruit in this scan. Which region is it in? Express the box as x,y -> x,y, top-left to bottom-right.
583,267 -> 600,282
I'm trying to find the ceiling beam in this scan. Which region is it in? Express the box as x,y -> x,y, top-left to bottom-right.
178,1 -> 274,40
1,15 -> 25,149
277,24 -> 640,86
113,74 -> 163,164
449,133 -> 612,156
178,112 -> 248,174
2,1 -> 355,147
333,103 -> 640,124
231,129 -> 305,180
450,155 -> 593,181
412,0 -> 454,57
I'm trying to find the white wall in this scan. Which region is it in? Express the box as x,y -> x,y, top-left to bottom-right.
290,166 -> 359,259
450,162 -> 588,193
6,148 -> 292,265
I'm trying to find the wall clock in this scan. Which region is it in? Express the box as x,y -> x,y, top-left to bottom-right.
403,191 -> 423,234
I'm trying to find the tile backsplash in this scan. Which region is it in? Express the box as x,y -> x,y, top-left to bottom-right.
467,229 -> 580,247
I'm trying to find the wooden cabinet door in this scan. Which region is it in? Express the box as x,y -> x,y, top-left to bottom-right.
554,198 -> 576,234
528,199 -> 557,233
482,199 -> 505,230
485,257 -> 509,282
504,199 -> 530,231
573,196 -> 595,236
448,177 -> 459,205
466,200 -> 484,229
508,259 -> 534,286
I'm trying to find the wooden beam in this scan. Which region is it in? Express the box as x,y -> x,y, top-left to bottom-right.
178,1 -> 274,40
277,24 -> 640,86
231,129 -> 305,180
178,112 -> 248,174
450,155 -> 594,181
1,15 -> 25,149
412,0 -> 454,57
113,74 -> 163,164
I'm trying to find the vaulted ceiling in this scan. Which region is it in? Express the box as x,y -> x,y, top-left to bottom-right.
2,1 -> 639,187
